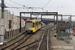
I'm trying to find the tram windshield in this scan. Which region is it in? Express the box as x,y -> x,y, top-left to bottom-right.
26,22 -> 34,29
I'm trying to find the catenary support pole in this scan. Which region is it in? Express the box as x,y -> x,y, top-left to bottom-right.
54,15 -> 55,23
30,13 -> 32,19
61,15 -> 62,23
0,0 -> 5,45
41,15 -> 42,22
56,13 -> 58,25
70,15 -> 72,22
20,13 -> 21,33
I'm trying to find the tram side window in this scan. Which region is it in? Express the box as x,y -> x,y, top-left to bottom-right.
36,22 -> 38,26
39,22 -> 41,24
38,22 -> 39,25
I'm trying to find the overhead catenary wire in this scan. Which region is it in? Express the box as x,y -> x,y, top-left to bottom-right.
3,0 -> 44,12
5,2 -> 24,11
9,0 -> 23,6
4,2 -> 43,12
9,0 -> 43,9
9,0 -> 43,10
5,2 -> 14,7
43,0 -> 51,8
5,2 -> 43,10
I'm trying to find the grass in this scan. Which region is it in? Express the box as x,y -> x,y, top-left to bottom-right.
10,34 -> 20,39
5,34 -> 20,45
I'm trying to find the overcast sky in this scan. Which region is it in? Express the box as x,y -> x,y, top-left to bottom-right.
0,0 -> 75,21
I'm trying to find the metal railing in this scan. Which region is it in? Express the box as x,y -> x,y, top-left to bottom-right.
57,29 -> 70,43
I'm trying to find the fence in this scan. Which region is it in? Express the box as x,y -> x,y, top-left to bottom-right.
4,27 -> 25,40
57,29 -> 70,43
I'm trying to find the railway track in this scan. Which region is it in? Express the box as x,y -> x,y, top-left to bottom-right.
16,36 -> 47,50
0,25 -> 52,50
37,26 -> 54,50
25,36 -> 47,50
12,25 -> 47,50
11,34 -> 33,50
6,31 -> 26,44
0,32 -> 26,49
16,25 -> 54,50
25,25 -> 54,50
0,33 -> 33,50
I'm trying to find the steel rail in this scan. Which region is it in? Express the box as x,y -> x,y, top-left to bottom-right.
11,26 -> 47,50
11,34 -> 33,50
16,25 -> 47,50
5,31 -> 26,44
37,25 -> 54,50
17,25 -> 53,50
37,27 -> 50,50
26,37 -> 47,50
0,25 -> 47,50
16,40 -> 40,50
47,26 -> 55,50
47,28 -> 50,50
0,33 -> 28,50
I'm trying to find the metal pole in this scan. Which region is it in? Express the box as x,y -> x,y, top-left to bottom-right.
0,0 -> 5,45
41,15 -> 42,22
20,13 -> 21,33
30,14 -> 32,19
70,15 -> 71,22
61,15 -> 62,23
54,15 -> 56,24
54,15 -> 55,22
56,13 -> 58,25
56,13 -> 58,33
70,15 -> 73,39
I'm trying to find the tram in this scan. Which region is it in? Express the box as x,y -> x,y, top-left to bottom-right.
25,19 -> 41,33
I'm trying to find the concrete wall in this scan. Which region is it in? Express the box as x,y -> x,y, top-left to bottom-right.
0,10 -> 25,35
4,10 -> 9,30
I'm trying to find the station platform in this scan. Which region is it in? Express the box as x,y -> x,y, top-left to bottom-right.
50,32 -> 75,50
